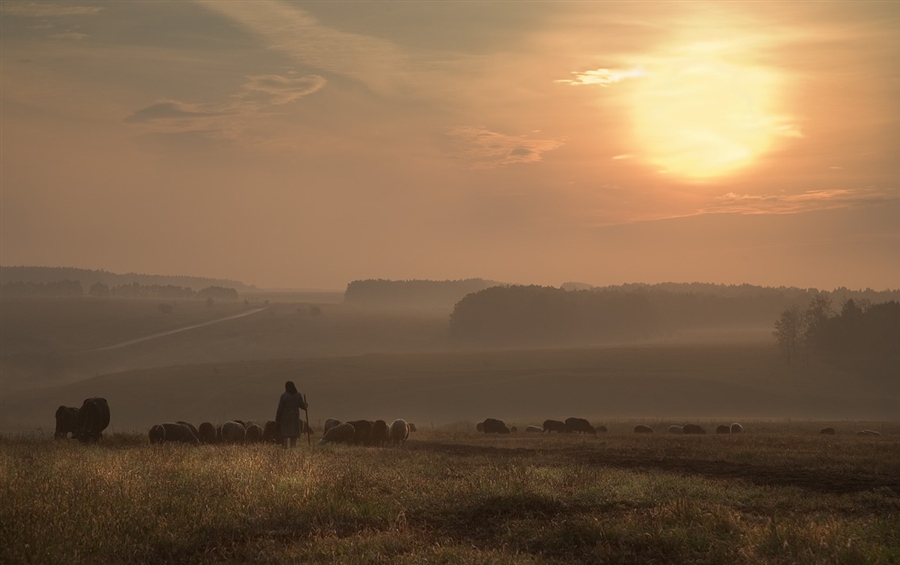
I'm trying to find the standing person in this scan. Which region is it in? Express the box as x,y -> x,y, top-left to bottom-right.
275,380 -> 308,449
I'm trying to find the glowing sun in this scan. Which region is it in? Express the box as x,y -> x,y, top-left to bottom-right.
630,51 -> 783,181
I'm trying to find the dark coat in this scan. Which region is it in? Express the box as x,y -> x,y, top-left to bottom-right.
54,406 -> 80,439
75,397 -> 110,443
275,391 -> 307,438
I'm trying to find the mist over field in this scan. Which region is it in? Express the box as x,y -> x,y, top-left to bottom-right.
2,271 -> 897,434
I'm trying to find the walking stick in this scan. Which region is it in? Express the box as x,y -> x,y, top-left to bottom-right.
304,394 -> 311,446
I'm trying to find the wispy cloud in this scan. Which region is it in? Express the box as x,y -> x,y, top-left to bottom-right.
241,75 -> 327,105
447,126 -> 564,168
1,3 -> 102,17
193,0 -> 404,94
556,67 -> 645,87
701,188 -> 896,215
124,101 -> 232,124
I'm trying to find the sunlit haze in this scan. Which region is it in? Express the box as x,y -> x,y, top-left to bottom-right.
2,1 -> 898,290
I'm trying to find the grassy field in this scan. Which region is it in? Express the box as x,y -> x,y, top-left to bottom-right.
2,428 -> 898,564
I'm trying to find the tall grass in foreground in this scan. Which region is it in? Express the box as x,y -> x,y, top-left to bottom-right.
1,434 -> 898,564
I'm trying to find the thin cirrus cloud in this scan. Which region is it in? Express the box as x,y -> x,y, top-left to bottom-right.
0,3 -> 103,17
241,74 -> 327,105
447,126 -> 564,168
556,67 -> 645,87
701,188 -> 897,216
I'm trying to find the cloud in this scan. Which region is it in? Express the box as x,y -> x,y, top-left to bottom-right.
124,101 -> 231,124
556,67 -> 645,87
1,3 -> 103,17
447,126 -> 564,168
193,0 -> 404,94
49,32 -> 88,41
701,188 -> 897,215
241,74 -> 327,105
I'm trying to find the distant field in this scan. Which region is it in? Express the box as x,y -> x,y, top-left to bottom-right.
1,297 -> 896,434
2,429 -> 898,564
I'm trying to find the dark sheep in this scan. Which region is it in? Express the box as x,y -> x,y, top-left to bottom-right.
54,406 -> 80,439
198,422 -> 217,444
716,425 -> 731,434
323,418 -> 342,434
176,421 -> 199,436
820,427 -> 836,435
682,424 -> 706,435
263,420 -> 282,444
245,422 -> 263,443
730,423 -> 744,434
481,418 -> 510,434
634,425 -> 653,434
157,423 -> 200,445
320,422 -> 355,445
370,420 -> 390,446
390,419 -> 410,445
565,417 -> 596,435
526,425 -> 543,433
347,420 -> 373,445
149,424 -> 166,444
542,419 -> 568,433
408,423 -> 417,432
75,397 -> 110,443
476,422 -> 484,432
220,421 -> 246,444
595,425 -> 608,433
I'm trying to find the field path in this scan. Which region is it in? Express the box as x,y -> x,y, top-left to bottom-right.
93,307 -> 267,351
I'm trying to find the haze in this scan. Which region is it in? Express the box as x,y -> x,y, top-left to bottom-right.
2,1 -> 898,290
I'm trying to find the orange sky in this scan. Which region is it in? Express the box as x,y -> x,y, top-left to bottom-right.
1,1 -> 898,290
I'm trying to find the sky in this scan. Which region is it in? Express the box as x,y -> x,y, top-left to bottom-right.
1,1 -> 898,291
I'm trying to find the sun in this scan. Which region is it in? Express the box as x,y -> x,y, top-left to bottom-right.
629,51 -> 782,181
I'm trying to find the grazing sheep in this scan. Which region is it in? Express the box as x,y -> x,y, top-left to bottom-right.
820,427 -> 836,435
159,422 -> 200,445
730,423 -> 744,434
682,424 -> 706,435
716,425 -> 731,434
857,430 -> 882,436
263,420 -> 281,444
542,419 -> 568,433
75,397 -> 110,443
220,421 -> 246,444
526,425 -> 544,433
320,422 -> 355,445
347,420 -> 373,445
245,422 -> 263,443
323,418 -> 342,434
480,418 -> 511,434
198,422 -> 217,444
54,406 -> 80,439
390,419 -> 410,445
408,423 -> 417,432
370,420 -> 390,446
634,425 -> 653,434
177,421 -> 199,436
668,425 -> 684,434
148,424 -> 166,444
595,425 -> 608,433
476,422 -> 484,432
565,417 -> 596,435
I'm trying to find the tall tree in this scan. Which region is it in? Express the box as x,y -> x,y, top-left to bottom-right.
774,306 -> 805,364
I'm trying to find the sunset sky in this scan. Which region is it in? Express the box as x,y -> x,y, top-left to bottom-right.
2,1 -> 898,291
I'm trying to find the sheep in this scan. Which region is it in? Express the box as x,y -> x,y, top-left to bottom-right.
149,424 -> 166,444
320,422 -> 355,445
668,425 -> 684,434
730,423 -> 744,434
682,424 -> 706,435
820,427 -> 836,435
634,425 -> 653,434
54,406 -> 80,439
245,422 -> 263,443
565,417 -> 596,435
525,425 -> 544,433
542,419 -> 568,433
347,420 -> 373,445
408,423 -> 417,432
149,423 -> 200,445
480,418 -> 510,434
323,418 -> 342,434
219,421 -> 246,444
390,419 -> 410,445
370,420 -> 390,446
716,425 -> 731,434
595,425 -> 608,433
177,421 -> 199,436
510,426 -> 518,433
198,422 -> 217,444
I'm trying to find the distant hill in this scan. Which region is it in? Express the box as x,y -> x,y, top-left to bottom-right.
344,278 -> 503,309
0,266 -> 259,293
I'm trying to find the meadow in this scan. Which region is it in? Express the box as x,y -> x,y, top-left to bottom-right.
2,427 -> 898,564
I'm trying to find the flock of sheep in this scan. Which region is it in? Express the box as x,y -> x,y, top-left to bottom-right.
474,417 -> 743,435
144,417 -> 416,446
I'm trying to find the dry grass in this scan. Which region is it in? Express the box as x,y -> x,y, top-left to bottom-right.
2,429 -> 898,564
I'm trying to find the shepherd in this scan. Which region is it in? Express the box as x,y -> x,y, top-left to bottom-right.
275,380 -> 308,449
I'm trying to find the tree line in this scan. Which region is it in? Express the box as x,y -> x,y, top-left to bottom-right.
1,279 -> 238,300
344,278 -> 502,309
